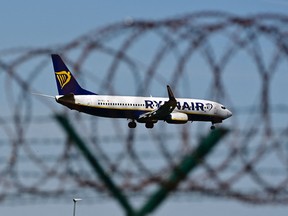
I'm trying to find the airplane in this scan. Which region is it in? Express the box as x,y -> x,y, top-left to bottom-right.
51,54 -> 232,129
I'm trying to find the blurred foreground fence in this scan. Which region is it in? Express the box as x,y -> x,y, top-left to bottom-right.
1,11 -> 288,206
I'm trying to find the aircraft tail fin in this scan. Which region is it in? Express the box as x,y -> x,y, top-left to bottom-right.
51,54 -> 96,95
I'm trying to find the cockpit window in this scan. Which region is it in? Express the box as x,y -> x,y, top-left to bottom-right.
221,106 -> 226,110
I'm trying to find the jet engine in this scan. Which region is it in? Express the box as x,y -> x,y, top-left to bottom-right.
166,112 -> 188,124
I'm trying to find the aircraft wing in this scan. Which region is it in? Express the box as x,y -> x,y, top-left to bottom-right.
138,85 -> 177,121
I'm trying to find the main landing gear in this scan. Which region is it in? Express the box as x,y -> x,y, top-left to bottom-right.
128,121 -> 137,128
145,122 -> 154,129
128,120 -> 154,129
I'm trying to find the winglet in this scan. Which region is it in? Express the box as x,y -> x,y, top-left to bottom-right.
167,85 -> 176,101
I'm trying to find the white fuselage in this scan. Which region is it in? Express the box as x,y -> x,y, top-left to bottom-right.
51,54 -> 232,129
55,95 -> 232,124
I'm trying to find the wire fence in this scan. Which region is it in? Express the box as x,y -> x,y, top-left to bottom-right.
1,11 -> 288,205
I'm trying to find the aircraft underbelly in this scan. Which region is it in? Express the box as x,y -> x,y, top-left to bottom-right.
187,113 -> 222,123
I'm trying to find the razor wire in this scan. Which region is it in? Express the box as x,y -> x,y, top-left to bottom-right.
1,11 -> 288,204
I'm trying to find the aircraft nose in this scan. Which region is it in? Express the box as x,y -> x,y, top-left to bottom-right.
226,109 -> 232,118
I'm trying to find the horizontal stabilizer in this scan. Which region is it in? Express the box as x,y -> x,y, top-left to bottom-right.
32,92 -> 54,99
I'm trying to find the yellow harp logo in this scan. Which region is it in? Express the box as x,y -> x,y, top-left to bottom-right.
55,71 -> 71,89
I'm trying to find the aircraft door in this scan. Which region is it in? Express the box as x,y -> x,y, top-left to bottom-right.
213,104 -> 218,115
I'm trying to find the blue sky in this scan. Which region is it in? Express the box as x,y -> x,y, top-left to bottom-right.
1,0 -> 288,215
1,0 -> 288,48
